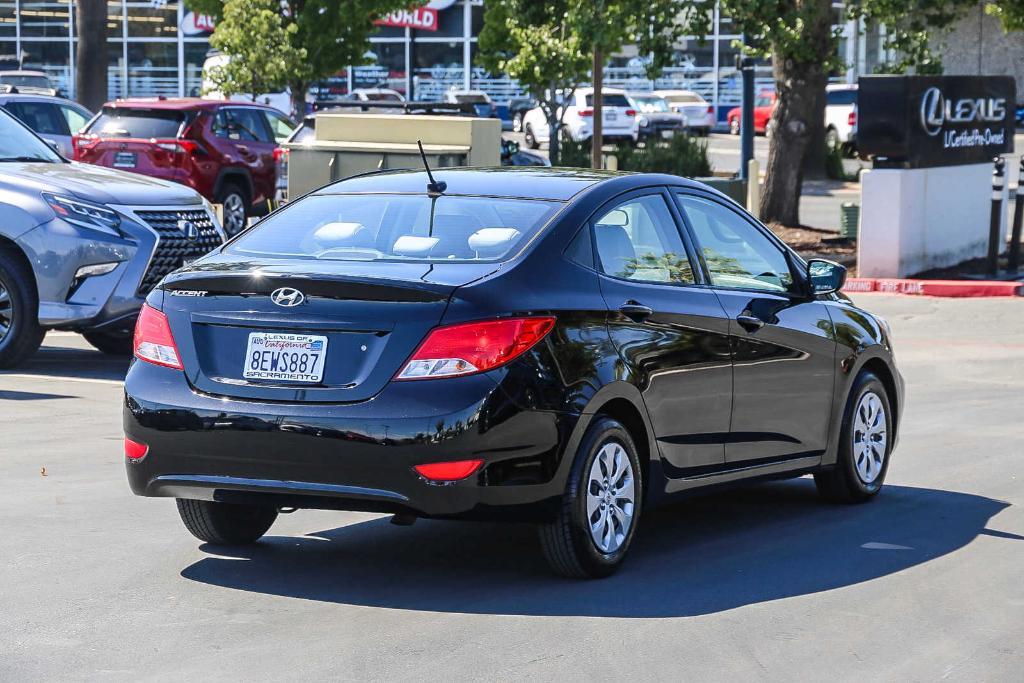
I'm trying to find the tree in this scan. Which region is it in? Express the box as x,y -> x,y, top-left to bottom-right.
681,0 -> 1024,226
206,0 -> 308,102
478,0 -> 681,167
75,0 -> 107,111
187,0 -> 410,117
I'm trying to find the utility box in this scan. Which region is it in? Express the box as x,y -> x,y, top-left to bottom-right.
284,114 -> 501,198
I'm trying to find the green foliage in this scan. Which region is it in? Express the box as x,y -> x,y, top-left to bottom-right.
556,134 -> 712,178
478,0 -> 683,164
824,141 -> 858,182
206,0 -> 307,99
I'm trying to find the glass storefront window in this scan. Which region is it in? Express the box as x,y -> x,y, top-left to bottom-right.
20,40 -> 72,95
106,41 -> 124,100
184,41 -> 208,97
430,3 -> 465,38
126,41 -> 177,97
125,1 -> 178,39
20,1 -> 71,38
413,40 -> 463,100
0,5 -> 16,39
353,41 -> 406,98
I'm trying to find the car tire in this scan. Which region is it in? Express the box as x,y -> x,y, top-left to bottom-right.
729,117 -> 740,135
176,498 -> 278,545
82,329 -> 134,356
216,182 -> 249,237
814,371 -> 893,504
513,112 -> 524,133
524,123 -> 539,149
538,416 -> 643,579
0,244 -> 45,369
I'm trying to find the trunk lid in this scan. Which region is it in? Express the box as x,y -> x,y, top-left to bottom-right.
159,256 -> 497,403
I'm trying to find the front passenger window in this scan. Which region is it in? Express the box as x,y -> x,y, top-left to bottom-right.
676,194 -> 795,293
594,194 -> 695,285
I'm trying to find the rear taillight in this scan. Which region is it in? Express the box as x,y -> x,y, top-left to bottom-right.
396,316 -> 555,380
414,459 -> 484,482
707,105 -> 714,114
154,139 -> 206,155
124,437 -> 149,460
133,304 -> 183,370
578,108 -> 594,117
625,109 -> 636,117
848,110 -> 857,127
71,133 -> 97,158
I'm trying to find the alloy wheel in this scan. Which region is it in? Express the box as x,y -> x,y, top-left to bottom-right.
223,193 -> 246,235
0,279 -> 12,345
853,391 -> 887,484
586,440 -> 636,554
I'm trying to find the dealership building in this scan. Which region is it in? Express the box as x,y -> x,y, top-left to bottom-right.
2,0 -> 1014,123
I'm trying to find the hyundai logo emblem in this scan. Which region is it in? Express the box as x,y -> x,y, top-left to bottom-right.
177,219 -> 199,241
270,287 -> 305,307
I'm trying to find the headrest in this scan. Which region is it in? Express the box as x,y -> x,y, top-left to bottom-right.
392,235 -> 440,256
468,227 -> 521,257
595,224 -> 635,277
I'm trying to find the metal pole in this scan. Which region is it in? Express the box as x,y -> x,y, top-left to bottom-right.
988,156 -> 1005,277
1009,157 -> 1024,274
739,56 -> 754,182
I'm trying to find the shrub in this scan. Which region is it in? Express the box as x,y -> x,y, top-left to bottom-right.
553,133 -> 712,178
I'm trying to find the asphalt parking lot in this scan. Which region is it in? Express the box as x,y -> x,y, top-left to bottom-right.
2,294 -> 1022,680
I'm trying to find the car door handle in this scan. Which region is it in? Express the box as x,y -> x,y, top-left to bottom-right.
736,314 -> 766,332
619,301 -> 654,321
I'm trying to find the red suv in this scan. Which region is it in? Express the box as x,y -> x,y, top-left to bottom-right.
74,98 -> 296,235
727,91 -> 777,136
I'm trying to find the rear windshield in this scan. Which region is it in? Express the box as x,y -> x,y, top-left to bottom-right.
226,193 -> 562,262
585,94 -> 631,107
0,74 -> 50,89
827,89 -> 857,106
665,93 -> 702,104
88,108 -> 186,138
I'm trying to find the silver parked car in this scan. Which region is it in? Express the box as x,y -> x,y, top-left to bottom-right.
0,108 -> 224,367
0,93 -> 93,157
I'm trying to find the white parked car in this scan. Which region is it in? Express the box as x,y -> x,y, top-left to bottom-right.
522,88 -> 638,148
825,83 -> 857,153
653,90 -> 715,135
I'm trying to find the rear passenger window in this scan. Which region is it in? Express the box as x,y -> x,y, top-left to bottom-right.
4,102 -> 67,136
593,194 -> 695,285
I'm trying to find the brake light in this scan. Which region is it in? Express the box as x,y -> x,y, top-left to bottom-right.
707,105 -> 714,114
625,109 -> 636,117
848,110 -> 857,127
153,139 -> 206,155
578,108 -> 594,117
71,133 -> 97,158
396,316 -> 556,380
414,459 -> 484,481
133,304 -> 182,370
124,437 -> 149,460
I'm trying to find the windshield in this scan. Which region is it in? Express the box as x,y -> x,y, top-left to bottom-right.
88,108 -> 186,138
0,108 -> 62,162
631,97 -> 669,113
585,94 -> 631,107
0,74 -> 50,89
227,193 -> 562,263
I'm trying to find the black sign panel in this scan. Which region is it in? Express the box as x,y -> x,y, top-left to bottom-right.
858,75 -> 1015,168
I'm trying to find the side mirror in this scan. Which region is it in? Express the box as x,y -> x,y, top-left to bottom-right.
807,258 -> 847,296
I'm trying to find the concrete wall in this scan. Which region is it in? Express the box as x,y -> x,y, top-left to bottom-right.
939,8 -> 1024,95
859,163 -> 998,277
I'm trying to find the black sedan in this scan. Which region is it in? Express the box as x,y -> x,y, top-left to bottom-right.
124,167 -> 903,579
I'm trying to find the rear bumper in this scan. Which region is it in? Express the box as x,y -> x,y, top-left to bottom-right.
123,361 -> 579,520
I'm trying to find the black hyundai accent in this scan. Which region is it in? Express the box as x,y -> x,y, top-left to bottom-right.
124,167 -> 903,579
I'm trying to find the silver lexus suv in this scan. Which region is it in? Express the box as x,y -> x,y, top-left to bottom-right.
0,108 -> 224,367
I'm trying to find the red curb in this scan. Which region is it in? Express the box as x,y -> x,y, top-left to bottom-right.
844,277 -> 1023,297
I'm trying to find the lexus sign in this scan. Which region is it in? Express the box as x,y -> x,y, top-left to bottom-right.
859,75 -> 1015,168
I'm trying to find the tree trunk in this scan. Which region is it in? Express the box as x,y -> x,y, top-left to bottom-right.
75,0 -> 107,110
759,1 -> 832,226
289,79 -> 308,120
591,46 -> 603,169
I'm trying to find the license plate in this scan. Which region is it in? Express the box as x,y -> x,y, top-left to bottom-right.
243,333 -> 328,383
606,111 -> 618,121
113,152 -> 137,168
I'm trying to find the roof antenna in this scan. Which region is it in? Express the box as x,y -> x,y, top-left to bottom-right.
416,139 -> 447,195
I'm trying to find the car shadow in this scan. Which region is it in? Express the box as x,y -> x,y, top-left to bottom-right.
2,335 -> 130,383
180,480 -> 1014,618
